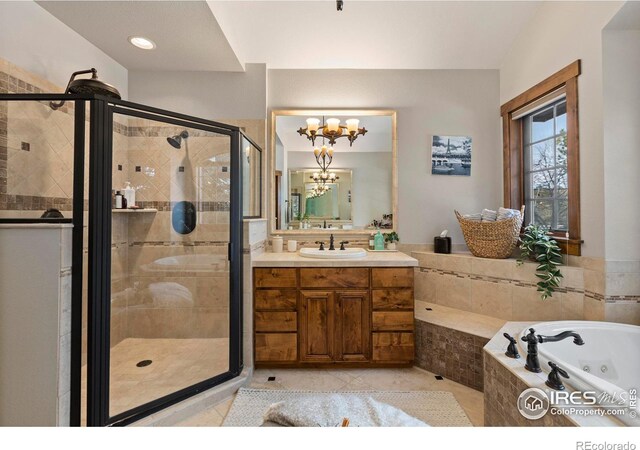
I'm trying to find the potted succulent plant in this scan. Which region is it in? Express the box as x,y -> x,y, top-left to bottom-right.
517,224 -> 563,300
384,231 -> 399,250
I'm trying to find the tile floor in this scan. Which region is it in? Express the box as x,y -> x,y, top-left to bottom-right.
174,366 -> 484,427
81,338 -> 229,424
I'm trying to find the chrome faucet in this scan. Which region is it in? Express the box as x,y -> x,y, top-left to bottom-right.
521,328 -> 585,373
329,234 -> 335,251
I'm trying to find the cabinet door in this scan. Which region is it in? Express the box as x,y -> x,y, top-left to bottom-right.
335,290 -> 371,362
299,291 -> 335,362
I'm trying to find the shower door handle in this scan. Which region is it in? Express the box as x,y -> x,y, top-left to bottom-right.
228,242 -> 233,261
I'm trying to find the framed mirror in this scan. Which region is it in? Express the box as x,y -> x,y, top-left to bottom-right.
270,110 -> 397,234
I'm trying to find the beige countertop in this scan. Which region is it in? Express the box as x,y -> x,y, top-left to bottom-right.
252,251 -> 418,267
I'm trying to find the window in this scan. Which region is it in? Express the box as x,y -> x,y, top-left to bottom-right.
523,99 -> 568,231
501,60 -> 581,255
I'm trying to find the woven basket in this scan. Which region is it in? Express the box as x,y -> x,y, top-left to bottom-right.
455,206 -> 525,259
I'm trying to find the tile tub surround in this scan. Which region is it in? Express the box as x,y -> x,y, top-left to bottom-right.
414,301 -> 505,392
412,251 -> 640,325
483,322 -> 624,427
252,250 -> 418,267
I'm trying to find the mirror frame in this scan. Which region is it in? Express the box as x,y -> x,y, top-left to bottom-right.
269,109 -> 397,235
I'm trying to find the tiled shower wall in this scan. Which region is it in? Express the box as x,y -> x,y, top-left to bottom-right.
1,57 -> 266,350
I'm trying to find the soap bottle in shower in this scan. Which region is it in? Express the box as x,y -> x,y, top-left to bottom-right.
114,191 -> 123,209
123,182 -> 135,209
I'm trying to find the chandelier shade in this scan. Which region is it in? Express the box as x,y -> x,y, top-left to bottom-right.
298,117 -> 367,146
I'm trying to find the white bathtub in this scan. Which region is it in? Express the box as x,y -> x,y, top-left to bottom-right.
141,254 -> 228,273
520,321 -> 640,426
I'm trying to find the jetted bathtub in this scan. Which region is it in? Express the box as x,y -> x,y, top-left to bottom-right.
141,254 -> 228,273
520,321 -> 640,426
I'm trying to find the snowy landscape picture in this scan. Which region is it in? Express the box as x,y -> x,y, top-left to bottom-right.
431,135 -> 472,176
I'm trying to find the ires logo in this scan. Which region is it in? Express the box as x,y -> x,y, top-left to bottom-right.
549,390 -> 598,405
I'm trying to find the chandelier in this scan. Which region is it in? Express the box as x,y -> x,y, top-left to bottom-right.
310,171 -> 339,184
313,144 -> 334,173
298,117 -> 367,147
307,184 -> 331,199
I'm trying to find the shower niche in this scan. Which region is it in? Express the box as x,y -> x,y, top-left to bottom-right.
0,87 -> 262,426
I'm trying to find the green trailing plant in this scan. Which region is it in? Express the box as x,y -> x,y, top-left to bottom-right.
384,231 -> 399,243
517,224 -> 563,300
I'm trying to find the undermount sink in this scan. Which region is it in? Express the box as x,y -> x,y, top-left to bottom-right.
299,247 -> 367,259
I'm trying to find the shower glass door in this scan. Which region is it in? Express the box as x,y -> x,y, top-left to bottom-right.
86,99 -> 242,426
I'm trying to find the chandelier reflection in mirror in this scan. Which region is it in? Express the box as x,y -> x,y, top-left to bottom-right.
307,184 -> 331,199
298,117 -> 367,146
310,171 -> 339,184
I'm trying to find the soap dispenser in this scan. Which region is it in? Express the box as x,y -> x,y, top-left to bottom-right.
374,230 -> 384,251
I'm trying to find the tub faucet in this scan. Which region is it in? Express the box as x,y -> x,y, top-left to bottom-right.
329,234 -> 335,251
539,331 -> 585,346
521,328 -> 585,373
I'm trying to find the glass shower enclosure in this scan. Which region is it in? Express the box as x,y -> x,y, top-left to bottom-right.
0,92 -> 255,426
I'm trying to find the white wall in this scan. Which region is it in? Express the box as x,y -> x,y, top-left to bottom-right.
287,151 -> 392,228
0,1 -> 128,97
269,69 -> 501,246
603,29 -> 640,261
128,64 -> 267,120
499,1 -> 623,258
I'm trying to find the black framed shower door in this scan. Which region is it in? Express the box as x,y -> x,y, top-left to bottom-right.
0,93 -> 245,427
87,98 -> 244,427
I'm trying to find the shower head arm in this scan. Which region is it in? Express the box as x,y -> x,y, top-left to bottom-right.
50,68 -> 98,110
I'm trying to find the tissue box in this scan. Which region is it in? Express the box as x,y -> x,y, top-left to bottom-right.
434,236 -> 451,254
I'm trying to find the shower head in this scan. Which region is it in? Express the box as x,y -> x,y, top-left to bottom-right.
50,68 -> 121,110
167,130 -> 189,149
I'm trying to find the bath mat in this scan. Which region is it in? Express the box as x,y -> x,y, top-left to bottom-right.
221,388 -> 473,427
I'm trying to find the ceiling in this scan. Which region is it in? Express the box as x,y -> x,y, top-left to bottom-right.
37,1 -> 243,71
276,115 -> 392,153
209,0 -> 542,69
36,1 -> 543,72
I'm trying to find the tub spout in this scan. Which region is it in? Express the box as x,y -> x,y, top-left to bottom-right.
521,328 -> 585,373
539,331 -> 585,346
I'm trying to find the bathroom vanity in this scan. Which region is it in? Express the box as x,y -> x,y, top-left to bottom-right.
252,252 -> 418,367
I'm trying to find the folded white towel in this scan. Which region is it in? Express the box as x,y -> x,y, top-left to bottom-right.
497,207 -> 521,221
463,213 -> 482,221
481,209 -> 497,222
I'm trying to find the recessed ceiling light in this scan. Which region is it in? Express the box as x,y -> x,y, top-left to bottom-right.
128,36 -> 156,50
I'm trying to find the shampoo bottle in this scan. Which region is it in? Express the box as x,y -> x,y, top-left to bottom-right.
123,182 -> 135,209
374,230 -> 384,251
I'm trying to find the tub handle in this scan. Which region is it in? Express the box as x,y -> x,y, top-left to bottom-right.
503,333 -> 520,359
546,361 -> 570,391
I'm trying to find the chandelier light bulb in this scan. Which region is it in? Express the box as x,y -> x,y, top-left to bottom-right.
306,118 -> 320,134
326,118 -> 340,133
346,118 -> 359,134
327,147 -> 334,157
313,147 -> 320,157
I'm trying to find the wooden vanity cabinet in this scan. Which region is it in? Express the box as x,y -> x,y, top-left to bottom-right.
254,267 -> 414,366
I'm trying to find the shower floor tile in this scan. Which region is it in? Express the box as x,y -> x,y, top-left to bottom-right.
81,338 -> 229,425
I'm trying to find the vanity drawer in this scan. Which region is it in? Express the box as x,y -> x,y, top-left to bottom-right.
372,289 -> 414,310
255,333 -> 297,362
254,268 -> 297,288
300,268 -> 369,288
372,332 -> 414,361
372,311 -> 414,331
372,268 -> 414,288
255,311 -> 297,332
255,289 -> 297,310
